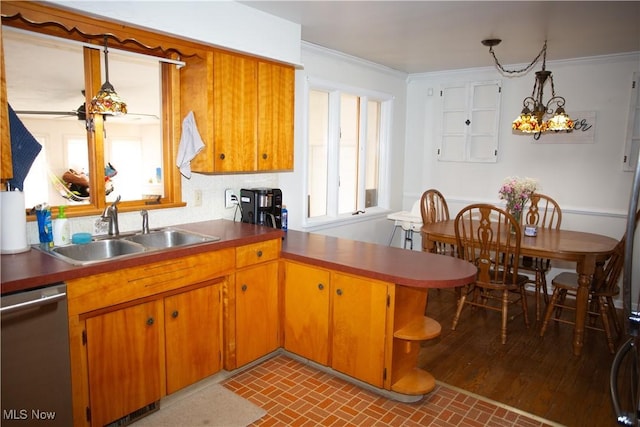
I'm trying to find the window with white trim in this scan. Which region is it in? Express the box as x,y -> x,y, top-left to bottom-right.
306,80 -> 391,225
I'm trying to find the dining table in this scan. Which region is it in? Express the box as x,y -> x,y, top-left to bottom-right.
421,220 -> 619,356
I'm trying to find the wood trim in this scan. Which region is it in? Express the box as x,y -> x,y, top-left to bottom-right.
1,1 -> 206,58
0,23 -> 12,181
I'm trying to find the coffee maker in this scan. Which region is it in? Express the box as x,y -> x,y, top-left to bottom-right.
240,188 -> 283,229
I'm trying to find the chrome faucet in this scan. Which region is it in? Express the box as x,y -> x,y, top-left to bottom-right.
140,209 -> 149,234
101,195 -> 121,236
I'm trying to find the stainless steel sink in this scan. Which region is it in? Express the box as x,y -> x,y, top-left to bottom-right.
39,228 -> 220,265
49,239 -> 146,265
124,229 -> 219,249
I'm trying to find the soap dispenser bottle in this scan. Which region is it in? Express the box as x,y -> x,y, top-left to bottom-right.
53,205 -> 70,246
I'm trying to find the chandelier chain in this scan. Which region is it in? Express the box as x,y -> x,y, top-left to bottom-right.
488,41 -> 547,75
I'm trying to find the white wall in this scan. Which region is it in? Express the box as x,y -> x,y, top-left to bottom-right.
50,0 -> 302,67
404,53 -> 640,244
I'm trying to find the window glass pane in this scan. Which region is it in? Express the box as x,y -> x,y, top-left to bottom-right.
365,100 -> 380,208
4,29 -> 90,207
339,94 -> 359,214
4,29 -> 164,208
103,49 -> 162,203
308,90 -> 329,218
23,136 -> 48,209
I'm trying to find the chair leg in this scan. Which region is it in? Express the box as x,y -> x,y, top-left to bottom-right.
451,286 -> 469,331
501,289 -> 509,344
607,296 -> 622,336
540,288 -> 561,337
598,296 -> 615,354
517,286 -> 530,328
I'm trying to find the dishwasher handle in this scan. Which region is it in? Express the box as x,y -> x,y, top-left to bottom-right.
1,292 -> 67,315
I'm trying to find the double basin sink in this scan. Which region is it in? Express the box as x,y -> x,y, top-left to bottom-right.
43,228 -> 220,265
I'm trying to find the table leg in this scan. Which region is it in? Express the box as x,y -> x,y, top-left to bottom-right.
573,256 -> 597,356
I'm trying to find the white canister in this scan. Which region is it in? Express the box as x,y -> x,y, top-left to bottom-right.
1,191 -> 30,253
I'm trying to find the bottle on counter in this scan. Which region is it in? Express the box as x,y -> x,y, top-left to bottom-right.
53,205 -> 70,246
281,205 -> 288,231
35,203 -> 53,248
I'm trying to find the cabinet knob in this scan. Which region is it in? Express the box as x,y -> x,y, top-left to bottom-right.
219,153 -> 226,160
262,153 -> 268,160
336,289 -> 343,296
318,283 -> 324,291
256,250 -> 263,258
147,317 -> 155,326
172,310 -> 179,318
241,284 -> 248,292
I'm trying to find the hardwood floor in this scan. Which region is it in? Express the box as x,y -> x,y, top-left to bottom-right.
419,287 -> 630,427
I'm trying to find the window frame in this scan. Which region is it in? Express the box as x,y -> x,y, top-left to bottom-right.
623,72 -> 640,172
1,2 -> 191,220
303,77 -> 392,229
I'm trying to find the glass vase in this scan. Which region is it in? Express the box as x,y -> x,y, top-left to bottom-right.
510,210 -> 521,234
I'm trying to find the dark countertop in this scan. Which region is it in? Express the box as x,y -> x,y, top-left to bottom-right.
281,229 -> 476,288
2,220 -> 476,295
1,220 -> 282,295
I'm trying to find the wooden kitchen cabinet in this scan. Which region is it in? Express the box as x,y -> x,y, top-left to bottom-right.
283,261 -> 330,365
234,261 -> 279,367
283,262 -> 392,388
331,272 -> 391,388
180,49 -> 294,173
67,250 -> 234,427
85,300 -> 164,427
164,280 -> 223,394
257,60 -> 294,171
232,239 -> 281,368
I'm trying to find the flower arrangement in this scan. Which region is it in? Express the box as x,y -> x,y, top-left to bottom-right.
498,176 -> 538,217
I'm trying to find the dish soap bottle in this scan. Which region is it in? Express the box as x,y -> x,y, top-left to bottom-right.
53,205 -> 70,246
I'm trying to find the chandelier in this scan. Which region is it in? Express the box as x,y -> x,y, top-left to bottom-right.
482,39 -> 574,135
89,36 -> 127,116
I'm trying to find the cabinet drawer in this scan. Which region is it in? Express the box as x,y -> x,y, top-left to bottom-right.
235,239 -> 280,269
67,248 -> 234,315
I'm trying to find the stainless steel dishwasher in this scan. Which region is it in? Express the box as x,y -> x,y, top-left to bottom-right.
1,283 -> 73,426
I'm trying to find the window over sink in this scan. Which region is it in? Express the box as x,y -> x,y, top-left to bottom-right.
1,2 -> 186,219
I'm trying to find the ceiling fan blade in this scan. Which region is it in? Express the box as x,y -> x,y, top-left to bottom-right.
15,110 -> 78,116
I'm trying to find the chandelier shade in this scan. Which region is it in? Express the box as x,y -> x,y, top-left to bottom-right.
483,39 -> 574,136
89,36 -> 127,116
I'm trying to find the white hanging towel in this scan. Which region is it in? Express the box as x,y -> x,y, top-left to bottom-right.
176,111 -> 205,178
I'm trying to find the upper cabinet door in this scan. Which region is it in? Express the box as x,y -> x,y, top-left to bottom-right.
257,61 -> 294,171
180,50 -> 294,174
213,51 -> 258,172
437,80 -> 501,163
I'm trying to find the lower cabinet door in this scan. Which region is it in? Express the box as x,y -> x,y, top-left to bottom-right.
331,272 -> 389,388
85,300 -> 163,427
164,281 -> 222,394
235,261 -> 279,367
284,262 -> 330,365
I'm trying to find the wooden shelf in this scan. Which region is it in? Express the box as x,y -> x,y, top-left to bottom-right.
393,316 -> 441,341
391,367 -> 436,395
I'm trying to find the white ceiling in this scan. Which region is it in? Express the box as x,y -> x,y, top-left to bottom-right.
240,1 -> 640,74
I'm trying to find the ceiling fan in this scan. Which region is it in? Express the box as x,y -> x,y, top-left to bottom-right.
15,104 -> 159,122
15,91 -> 159,122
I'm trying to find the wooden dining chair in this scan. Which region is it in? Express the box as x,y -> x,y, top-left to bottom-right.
420,189 -> 453,255
521,193 -> 562,321
539,227 -> 627,353
451,204 -> 530,344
